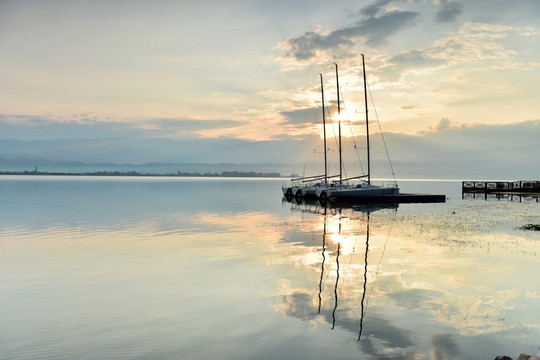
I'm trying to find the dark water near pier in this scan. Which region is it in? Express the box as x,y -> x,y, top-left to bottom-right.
1,176 -> 539,359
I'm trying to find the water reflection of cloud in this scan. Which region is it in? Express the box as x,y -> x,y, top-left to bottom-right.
276,291 -> 316,322
272,202 -> 540,356
387,288 -> 444,310
274,284 -> 417,356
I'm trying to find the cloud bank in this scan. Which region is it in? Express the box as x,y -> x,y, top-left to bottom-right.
1,116 -> 538,179
279,2 -> 419,63
435,0 -> 463,23
0,114 -> 247,140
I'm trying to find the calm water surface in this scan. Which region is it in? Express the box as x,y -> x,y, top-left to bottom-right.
1,176 -> 539,359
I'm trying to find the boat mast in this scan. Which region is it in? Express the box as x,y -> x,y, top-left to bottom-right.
334,63 -> 342,183
361,54 -> 371,185
320,73 -> 328,184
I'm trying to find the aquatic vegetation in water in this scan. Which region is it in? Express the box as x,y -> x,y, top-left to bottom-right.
518,223 -> 540,231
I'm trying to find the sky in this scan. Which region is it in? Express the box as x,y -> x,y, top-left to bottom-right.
1,0 -> 539,176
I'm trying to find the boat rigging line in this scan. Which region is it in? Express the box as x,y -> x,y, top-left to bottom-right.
334,70 -> 366,180
366,80 -> 398,186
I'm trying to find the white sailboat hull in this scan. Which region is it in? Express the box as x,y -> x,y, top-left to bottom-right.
283,183 -> 330,199
327,184 -> 399,200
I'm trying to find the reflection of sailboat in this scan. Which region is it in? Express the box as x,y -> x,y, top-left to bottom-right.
283,195 -> 399,215
331,241 -> 341,329
315,205 -> 344,330
277,199 -> 398,348
317,207 -> 327,315
358,212 -> 370,342
306,201 -> 390,336
329,208 -> 371,339
331,214 -> 341,330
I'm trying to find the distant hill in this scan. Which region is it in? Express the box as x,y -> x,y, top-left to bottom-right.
0,156 -> 292,176
1,119 -> 538,180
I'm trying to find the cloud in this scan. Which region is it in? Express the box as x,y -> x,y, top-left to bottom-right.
427,118 -> 452,132
0,114 -> 142,140
279,108 -> 319,125
401,105 -> 423,110
376,49 -> 446,81
371,21 -> 532,82
279,5 -> 419,62
359,0 -> 395,17
2,118 -> 538,178
148,118 -> 248,133
432,334 -> 458,360
422,118 -> 540,138
429,22 -> 525,66
279,102 -> 338,126
435,1 -> 463,23
359,10 -> 420,45
0,114 -> 249,140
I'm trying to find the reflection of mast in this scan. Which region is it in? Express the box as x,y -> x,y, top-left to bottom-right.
331,215 -> 342,329
317,207 -> 327,314
357,212 -> 370,342
331,242 -> 341,329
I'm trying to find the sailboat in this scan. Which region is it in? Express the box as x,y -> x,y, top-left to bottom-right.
284,55 -> 445,204
282,73 -> 336,200
283,57 -> 398,202
322,55 -> 399,202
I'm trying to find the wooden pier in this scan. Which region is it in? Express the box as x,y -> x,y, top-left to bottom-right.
462,180 -> 540,193
463,191 -> 539,203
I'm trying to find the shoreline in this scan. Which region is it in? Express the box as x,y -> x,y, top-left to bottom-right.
0,170 -> 286,178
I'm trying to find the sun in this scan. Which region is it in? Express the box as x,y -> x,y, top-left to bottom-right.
331,111 -> 348,123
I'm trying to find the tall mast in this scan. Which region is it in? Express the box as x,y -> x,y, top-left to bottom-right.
361,54 -> 371,185
334,63 -> 342,183
320,73 -> 328,184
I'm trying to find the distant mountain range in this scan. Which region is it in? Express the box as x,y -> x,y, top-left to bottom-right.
0,156 -> 291,176
1,120 -> 538,180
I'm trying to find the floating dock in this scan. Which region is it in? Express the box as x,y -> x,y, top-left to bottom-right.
462,180 -> 540,193
285,192 -> 446,204
329,193 -> 446,204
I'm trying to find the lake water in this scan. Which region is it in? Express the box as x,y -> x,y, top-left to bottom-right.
1,176 -> 539,359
